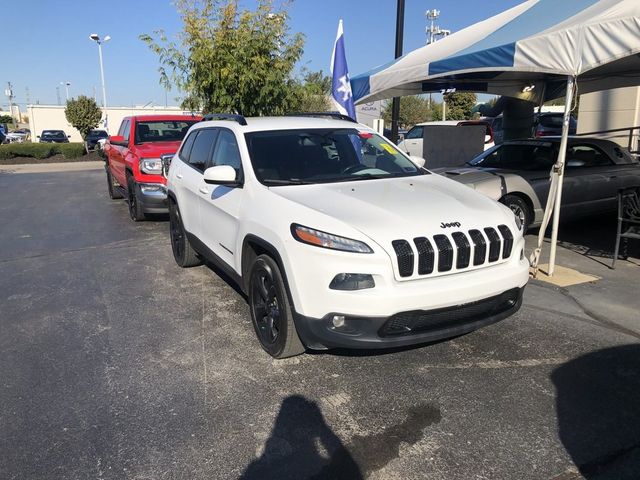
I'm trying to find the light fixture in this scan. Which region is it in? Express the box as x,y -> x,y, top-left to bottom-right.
522,84 -> 536,93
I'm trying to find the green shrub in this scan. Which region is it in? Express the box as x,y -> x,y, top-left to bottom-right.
0,142 -> 86,161
56,143 -> 86,159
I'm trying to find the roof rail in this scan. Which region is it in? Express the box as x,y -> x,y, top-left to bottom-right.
286,112 -> 357,123
202,113 -> 247,126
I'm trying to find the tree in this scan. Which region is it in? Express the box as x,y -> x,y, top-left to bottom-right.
0,115 -> 13,125
64,96 -> 102,142
140,0 -> 304,115
381,96 -> 440,128
290,69 -> 331,112
443,92 -> 477,120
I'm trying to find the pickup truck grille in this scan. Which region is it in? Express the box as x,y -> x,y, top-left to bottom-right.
392,225 -> 514,279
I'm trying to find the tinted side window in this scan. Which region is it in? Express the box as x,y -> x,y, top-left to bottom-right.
406,127 -> 424,139
188,129 -> 217,172
567,145 -> 613,168
211,130 -> 242,172
179,131 -> 197,163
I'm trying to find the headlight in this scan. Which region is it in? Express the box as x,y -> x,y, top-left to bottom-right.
140,158 -> 163,174
291,224 -> 373,253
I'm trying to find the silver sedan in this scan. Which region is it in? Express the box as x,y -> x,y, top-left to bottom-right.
434,138 -> 640,230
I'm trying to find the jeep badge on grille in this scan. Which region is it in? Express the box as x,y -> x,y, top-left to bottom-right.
440,222 -> 461,228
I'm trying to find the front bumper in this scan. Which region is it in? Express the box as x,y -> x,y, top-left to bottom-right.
136,182 -> 168,214
294,287 -> 524,350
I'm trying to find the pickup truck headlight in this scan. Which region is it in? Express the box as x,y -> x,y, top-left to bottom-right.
291,224 -> 373,253
140,158 -> 163,174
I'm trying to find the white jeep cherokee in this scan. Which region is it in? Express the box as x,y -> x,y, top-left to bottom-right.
166,113 -> 529,358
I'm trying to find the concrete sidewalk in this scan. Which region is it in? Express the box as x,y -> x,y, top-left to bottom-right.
0,160 -> 104,174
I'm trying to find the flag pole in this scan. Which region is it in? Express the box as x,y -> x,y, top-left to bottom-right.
390,0 -> 405,143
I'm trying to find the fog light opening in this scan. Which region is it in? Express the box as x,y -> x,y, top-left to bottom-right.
329,273 -> 375,291
332,315 -> 346,328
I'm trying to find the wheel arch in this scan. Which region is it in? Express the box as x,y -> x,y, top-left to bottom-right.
241,235 -> 295,307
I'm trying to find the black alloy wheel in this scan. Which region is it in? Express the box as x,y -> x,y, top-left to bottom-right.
169,200 -> 201,267
127,176 -> 146,222
249,255 -> 305,358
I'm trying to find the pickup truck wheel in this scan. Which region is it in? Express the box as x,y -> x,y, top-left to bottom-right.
127,175 -> 146,222
169,200 -> 202,268
106,168 -> 123,199
249,255 -> 305,359
500,194 -> 532,232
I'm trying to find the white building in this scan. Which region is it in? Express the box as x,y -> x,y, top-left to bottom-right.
27,105 -> 196,142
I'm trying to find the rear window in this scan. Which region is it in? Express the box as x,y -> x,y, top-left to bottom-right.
538,115 -> 577,129
135,120 -> 198,144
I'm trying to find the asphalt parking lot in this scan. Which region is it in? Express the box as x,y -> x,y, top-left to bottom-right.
1,163 -> 639,480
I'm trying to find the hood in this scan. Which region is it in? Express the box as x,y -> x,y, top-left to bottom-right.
133,142 -> 182,156
271,173 -> 514,249
432,166 -> 504,186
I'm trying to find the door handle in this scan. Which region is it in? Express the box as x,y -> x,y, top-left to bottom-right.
176,173 -> 183,179
199,186 -> 209,194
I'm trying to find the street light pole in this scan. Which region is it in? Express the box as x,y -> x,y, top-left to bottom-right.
60,82 -> 71,102
90,33 -> 110,131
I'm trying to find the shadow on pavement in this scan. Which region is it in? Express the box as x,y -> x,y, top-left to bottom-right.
552,345 -> 640,479
239,395 -> 362,480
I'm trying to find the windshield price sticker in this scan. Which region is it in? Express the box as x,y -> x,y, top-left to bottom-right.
380,143 -> 398,154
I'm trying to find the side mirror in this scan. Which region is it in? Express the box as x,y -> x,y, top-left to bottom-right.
410,155 -> 426,168
203,165 -> 241,187
109,135 -> 126,146
36,135 -> 40,138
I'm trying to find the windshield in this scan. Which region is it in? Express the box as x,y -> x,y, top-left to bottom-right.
245,128 -> 425,185
42,131 -> 65,138
469,142 -> 556,170
134,120 -> 198,144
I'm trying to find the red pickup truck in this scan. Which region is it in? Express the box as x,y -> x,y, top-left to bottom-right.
104,114 -> 201,221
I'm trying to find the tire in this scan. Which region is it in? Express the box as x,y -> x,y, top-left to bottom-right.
169,199 -> 202,268
127,175 -> 146,222
249,255 -> 305,359
106,168 -> 123,199
501,194 -> 531,232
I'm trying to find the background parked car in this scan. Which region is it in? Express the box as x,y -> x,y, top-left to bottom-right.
485,113 -> 577,145
85,129 -> 109,150
0,130 -> 5,145
5,128 -> 31,143
398,120 -> 494,157
38,130 -> 70,143
434,137 -> 640,231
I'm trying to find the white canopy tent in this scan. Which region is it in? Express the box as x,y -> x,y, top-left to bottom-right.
351,0 -> 640,276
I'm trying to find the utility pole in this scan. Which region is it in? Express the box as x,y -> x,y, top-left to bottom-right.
5,82 -> 15,125
425,10 -> 451,121
25,86 -> 31,105
390,0 -> 405,144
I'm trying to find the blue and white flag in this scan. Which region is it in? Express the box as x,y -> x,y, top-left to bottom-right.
330,20 -> 356,120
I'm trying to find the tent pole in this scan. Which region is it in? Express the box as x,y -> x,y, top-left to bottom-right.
547,76 -> 575,277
